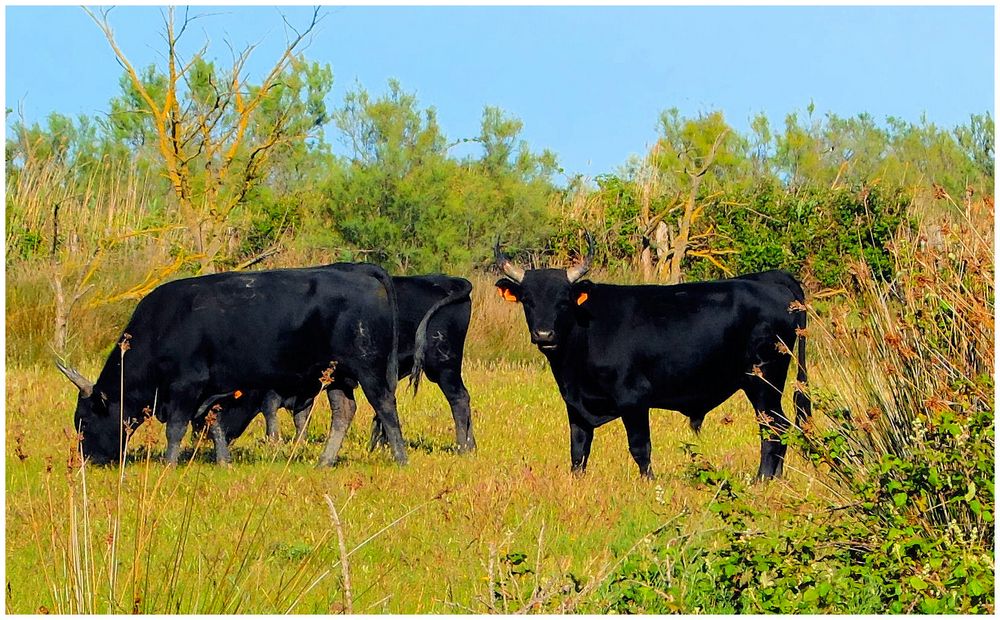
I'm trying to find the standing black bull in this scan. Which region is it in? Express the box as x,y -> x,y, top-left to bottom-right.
192,274 -> 476,463
56,264 -> 409,466
196,275 -> 474,451
494,234 -> 809,479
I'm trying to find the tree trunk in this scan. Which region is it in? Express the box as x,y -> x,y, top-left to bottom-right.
51,272 -> 68,353
668,175 -> 702,285
639,244 -> 654,282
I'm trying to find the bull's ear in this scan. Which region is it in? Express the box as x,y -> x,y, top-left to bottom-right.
495,278 -> 522,303
570,280 -> 594,306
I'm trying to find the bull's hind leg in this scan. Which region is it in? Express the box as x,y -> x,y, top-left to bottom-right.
438,367 -> 476,453
317,388 -> 358,467
368,415 -> 389,452
743,355 -> 793,479
621,409 -> 654,479
363,384 -> 407,465
208,419 -> 232,465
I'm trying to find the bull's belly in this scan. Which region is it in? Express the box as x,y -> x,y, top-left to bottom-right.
565,371 -> 742,423
648,388 -> 737,415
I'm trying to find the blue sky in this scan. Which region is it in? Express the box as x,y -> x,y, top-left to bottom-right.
4,5 -> 995,178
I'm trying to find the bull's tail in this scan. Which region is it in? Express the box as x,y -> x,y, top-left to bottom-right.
409,277 -> 473,394
364,264 -> 399,394
792,285 -> 811,429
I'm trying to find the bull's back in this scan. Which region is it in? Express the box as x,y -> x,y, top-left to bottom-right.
559,276 -> 800,412
131,268 -> 390,386
393,275 -> 472,375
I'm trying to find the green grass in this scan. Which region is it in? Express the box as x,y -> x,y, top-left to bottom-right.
5,356 -> 824,613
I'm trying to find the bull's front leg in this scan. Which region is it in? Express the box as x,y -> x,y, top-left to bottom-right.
164,410 -> 188,465
262,391 -> 284,442
567,405 -> 594,475
367,415 -> 388,452
621,409 -> 654,479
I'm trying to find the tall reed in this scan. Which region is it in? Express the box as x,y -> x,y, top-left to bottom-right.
804,196 -> 994,542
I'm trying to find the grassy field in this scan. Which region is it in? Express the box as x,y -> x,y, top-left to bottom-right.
5,283 -> 830,614
8,197 -> 993,613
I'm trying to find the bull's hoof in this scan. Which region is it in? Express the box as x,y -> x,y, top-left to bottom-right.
754,471 -> 782,482
457,441 -> 477,454
316,458 -> 338,468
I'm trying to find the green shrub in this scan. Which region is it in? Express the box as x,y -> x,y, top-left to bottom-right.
698,181 -> 910,287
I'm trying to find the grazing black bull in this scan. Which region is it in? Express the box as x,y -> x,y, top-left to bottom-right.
192,274 -> 476,463
494,234 -> 809,479
56,264 -> 408,466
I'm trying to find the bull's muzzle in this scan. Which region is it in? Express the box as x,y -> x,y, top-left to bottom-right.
531,330 -> 558,349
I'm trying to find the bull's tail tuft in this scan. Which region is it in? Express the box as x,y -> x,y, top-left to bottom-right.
409,278 -> 473,394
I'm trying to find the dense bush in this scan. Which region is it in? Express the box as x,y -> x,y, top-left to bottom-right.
698,181 -> 911,287
600,438 -> 993,613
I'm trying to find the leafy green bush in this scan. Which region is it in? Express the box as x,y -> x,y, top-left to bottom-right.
600,431 -> 993,614
693,181 -> 910,287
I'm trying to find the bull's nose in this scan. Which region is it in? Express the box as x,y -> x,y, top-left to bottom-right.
531,330 -> 555,343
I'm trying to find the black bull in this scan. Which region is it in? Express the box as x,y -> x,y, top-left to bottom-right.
495,235 -> 810,479
192,274 -> 476,463
56,263 -> 409,466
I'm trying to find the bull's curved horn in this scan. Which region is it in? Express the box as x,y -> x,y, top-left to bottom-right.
566,230 -> 596,283
55,359 -> 94,397
494,236 -> 525,283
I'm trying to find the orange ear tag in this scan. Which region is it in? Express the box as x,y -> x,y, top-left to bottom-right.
576,292 -> 589,305
498,287 -> 518,302
234,390 -> 244,399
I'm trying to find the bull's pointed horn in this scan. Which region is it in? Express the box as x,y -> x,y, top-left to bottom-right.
566,230 -> 596,283
494,236 -> 525,283
55,359 -> 94,397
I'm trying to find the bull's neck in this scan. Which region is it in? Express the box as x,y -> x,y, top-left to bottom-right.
95,343 -> 157,421
538,322 -> 585,377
